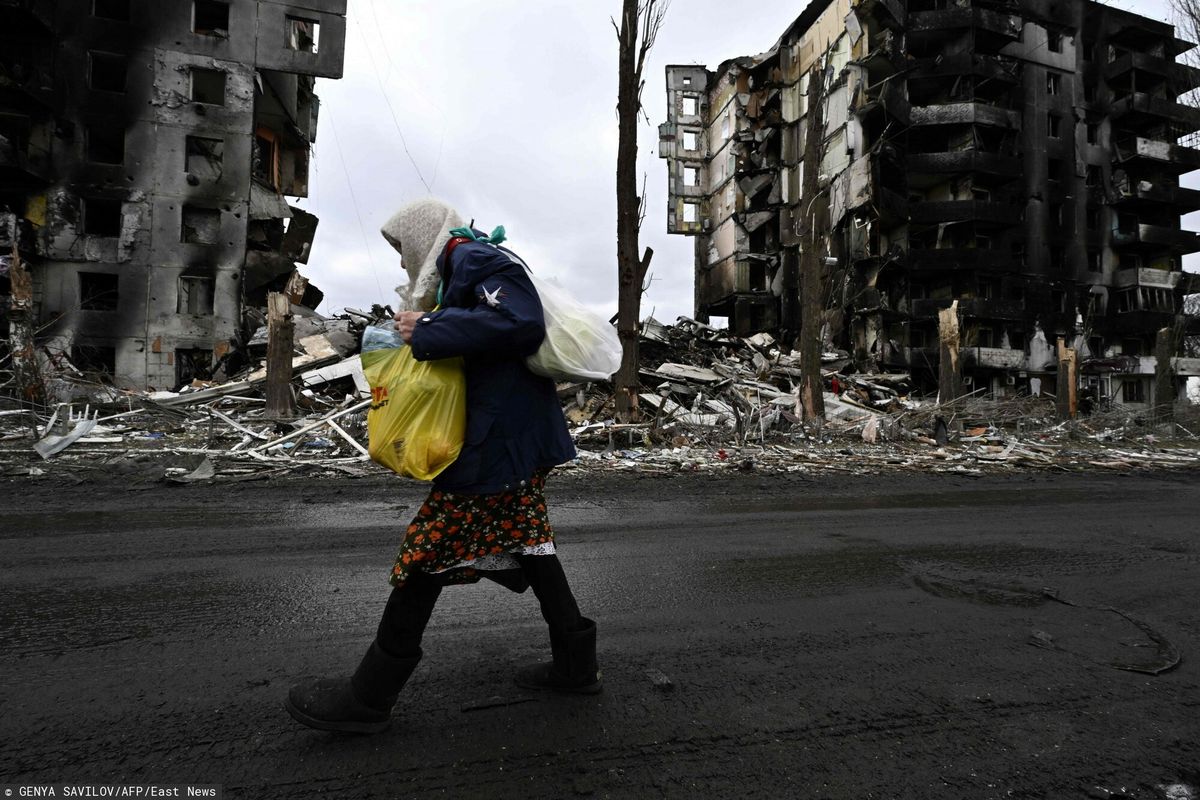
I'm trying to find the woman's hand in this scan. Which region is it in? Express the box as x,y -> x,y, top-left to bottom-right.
393,310 -> 424,344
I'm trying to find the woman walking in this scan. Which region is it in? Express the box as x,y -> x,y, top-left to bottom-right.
286,199 -> 599,734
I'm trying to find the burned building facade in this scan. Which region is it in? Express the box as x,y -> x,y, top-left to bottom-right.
660,0 -> 1200,409
1,0 -> 344,390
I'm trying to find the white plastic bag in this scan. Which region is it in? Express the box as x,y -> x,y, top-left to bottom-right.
489,243 -> 621,381
523,270 -> 622,381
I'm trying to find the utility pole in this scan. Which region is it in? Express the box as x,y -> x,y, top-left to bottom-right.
797,62 -> 826,423
1153,321 -> 1182,425
1056,336 -> 1077,419
937,300 -> 962,405
265,291 -> 295,417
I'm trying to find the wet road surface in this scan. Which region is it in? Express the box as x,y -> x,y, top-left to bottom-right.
1,470 -> 1198,798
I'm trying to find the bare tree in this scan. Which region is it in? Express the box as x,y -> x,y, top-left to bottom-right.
614,0 -> 668,423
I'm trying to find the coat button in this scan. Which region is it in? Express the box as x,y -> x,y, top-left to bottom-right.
421,317 -> 431,322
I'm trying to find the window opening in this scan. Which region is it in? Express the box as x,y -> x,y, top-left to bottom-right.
185,135 -> 224,181
178,275 -> 215,315
86,124 -> 125,164
682,203 -> 699,223
175,348 -> 213,388
89,52 -> 127,93
682,95 -> 697,116
191,68 -> 226,105
79,272 -> 119,310
1122,380 -> 1145,403
71,345 -> 116,377
1047,113 -> 1061,138
193,0 -> 230,36
286,16 -> 320,53
253,128 -> 279,188
83,198 -> 122,236
181,206 -> 221,244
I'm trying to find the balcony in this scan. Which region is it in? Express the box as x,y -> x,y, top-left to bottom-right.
1114,136 -> 1200,174
906,247 -> 1012,273
1110,92 -> 1200,135
1109,178 -> 1200,209
963,346 -> 1026,369
909,200 -> 1022,226
1105,52 -> 1200,94
697,259 -> 774,309
1106,309 -> 1182,334
911,296 -> 1027,320
908,53 -> 1020,90
1114,266 -> 1184,289
860,30 -> 905,82
1111,222 -> 1200,251
1175,357 -> 1200,376
854,79 -> 911,127
910,102 -> 1021,129
909,8 -> 1022,47
907,151 -> 1022,179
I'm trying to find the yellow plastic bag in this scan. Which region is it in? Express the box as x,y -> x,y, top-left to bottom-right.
360,346 -> 465,480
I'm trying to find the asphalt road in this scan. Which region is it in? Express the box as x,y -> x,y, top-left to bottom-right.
1,469 -> 1198,799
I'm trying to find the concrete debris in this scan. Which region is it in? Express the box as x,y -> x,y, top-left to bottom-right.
2,314 -> 1199,482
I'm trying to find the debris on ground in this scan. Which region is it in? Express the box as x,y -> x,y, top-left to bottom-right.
2,315 -> 1199,482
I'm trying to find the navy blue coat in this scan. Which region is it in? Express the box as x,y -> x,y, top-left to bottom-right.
408,239 -> 577,494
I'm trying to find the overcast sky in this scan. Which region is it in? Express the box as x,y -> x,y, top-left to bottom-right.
295,0 -> 1191,322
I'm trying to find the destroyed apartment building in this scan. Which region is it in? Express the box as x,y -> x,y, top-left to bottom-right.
0,0 -> 345,391
660,0 -> 1200,410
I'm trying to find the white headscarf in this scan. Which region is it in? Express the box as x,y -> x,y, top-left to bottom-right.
380,198 -> 466,311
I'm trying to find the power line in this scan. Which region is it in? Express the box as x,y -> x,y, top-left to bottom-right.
351,12 -> 433,194
328,115 -> 386,299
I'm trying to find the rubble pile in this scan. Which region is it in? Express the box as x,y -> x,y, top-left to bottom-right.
2,316 -> 1199,482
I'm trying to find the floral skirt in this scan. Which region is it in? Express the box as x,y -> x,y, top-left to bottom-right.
389,472 -> 557,591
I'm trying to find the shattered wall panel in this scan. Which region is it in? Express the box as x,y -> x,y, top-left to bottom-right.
253,1 -> 347,79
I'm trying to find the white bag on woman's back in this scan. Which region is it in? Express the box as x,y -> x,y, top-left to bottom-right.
493,245 -> 622,382
524,270 -> 622,381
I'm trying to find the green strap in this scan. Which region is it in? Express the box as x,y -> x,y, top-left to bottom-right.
439,225 -> 506,305
448,224 -> 506,245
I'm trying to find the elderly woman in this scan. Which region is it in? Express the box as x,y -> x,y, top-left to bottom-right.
286,199 -> 599,734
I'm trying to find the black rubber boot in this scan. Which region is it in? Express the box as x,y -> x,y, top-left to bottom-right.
515,617 -> 601,694
285,643 -> 421,734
